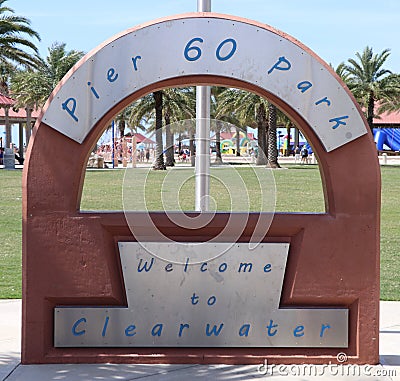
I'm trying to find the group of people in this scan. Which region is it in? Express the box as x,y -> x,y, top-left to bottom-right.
96,143 -> 153,164
294,145 -> 311,164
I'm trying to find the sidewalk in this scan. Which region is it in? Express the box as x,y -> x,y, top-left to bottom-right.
2,154 -> 400,171
1,300 -> 399,381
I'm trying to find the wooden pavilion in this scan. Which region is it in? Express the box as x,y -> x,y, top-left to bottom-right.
0,94 -> 40,158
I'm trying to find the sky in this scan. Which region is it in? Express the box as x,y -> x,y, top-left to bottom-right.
10,0 -> 400,72
4,0 -> 400,146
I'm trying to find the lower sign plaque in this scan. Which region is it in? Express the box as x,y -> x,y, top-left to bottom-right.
54,242 -> 348,347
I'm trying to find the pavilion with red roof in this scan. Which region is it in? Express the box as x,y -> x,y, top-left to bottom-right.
0,94 -> 40,158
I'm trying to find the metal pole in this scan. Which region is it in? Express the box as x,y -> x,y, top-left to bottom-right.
197,0 -> 211,11
112,120 -> 115,169
195,0 -> 211,211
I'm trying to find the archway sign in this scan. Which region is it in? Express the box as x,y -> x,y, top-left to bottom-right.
22,13 -> 380,365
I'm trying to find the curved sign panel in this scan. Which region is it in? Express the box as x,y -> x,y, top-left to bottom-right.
42,15 -> 367,151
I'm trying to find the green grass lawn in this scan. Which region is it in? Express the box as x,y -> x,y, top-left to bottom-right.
1,164 -> 398,299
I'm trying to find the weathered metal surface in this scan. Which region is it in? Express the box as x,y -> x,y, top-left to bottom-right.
42,16 -> 367,151
55,242 -> 348,347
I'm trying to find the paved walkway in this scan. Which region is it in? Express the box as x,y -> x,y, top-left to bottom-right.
1,300 -> 399,380
2,153 -> 400,170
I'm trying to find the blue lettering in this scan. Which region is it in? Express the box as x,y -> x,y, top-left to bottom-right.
184,37 -> 203,61
205,323 -> 224,337
218,263 -> 227,272
293,325 -> 305,337
238,262 -> 253,273
207,295 -> 216,306
190,293 -> 199,305
297,81 -> 313,93
137,257 -> 154,272
320,323 -> 331,337
264,263 -> 272,273
125,324 -> 136,337
178,323 -> 190,337
72,317 -> 86,336
266,319 -> 278,336
268,56 -> 291,75
151,323 -> 163,337
165,263 -> 173,272
107,67 -> 118,82
329,115 -> 349,129
216,38 -> 237,61
200,262 -> 207,272
132,55 -> 142,71
315,97 -> 331,107
61,97 -> 78,122
239,324 -> 251,337
102,316 -> 109,337
87,82 -> 100,99
184,257 -> 190,272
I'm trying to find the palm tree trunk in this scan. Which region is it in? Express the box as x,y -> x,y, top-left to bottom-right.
235,126 -> 241,156
153,91 -> 166,170
367,92 -> 375,132
178,133 -> 182,154
164,111 -> 174,167
256,104 -> 268,165
267,104 -> 280,168
215,124 -> 223,164
118,120 -> 125,138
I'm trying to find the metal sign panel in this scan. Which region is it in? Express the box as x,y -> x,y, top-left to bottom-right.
42,15 -> 367,151
55,243 -> 348,347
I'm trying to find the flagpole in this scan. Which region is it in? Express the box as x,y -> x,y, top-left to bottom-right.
195,0 -> 211,211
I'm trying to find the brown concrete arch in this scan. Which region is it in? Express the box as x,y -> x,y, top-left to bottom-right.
22,14 -> 380,365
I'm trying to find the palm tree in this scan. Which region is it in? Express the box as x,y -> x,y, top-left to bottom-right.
211,86 -> 227,164
0,61 -> 14,146
114,108 -> 127,138
163,87 -> 195,166
377,74 -> 400,114
129,87 -> 195,169
129,91 -> 166,170
10,43 -> 84,145
218,88 -> 269,165
267,103 -> 280,168
333,62 -> 352,84
11,43 -> 84,108
0,0 -> 40,69
153,91 -> 165,170
344,46 -> 400,131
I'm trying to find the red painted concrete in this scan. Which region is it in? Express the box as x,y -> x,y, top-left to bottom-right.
22,14 -> 380,365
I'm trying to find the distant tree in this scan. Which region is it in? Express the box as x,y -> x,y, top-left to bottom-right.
376,73 -> 400,114
210,87 -> 228,163
333,62 -> 352,84
344,46 -> 400,131
0,0 -> 40,69
267,103 -> 280,168
218,88 -> 269,165
115,107 -> 131,138
11,42 -> 84,108
163,87 -> 195,166
129,87 -> 195,169
10,42 -> 83,145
